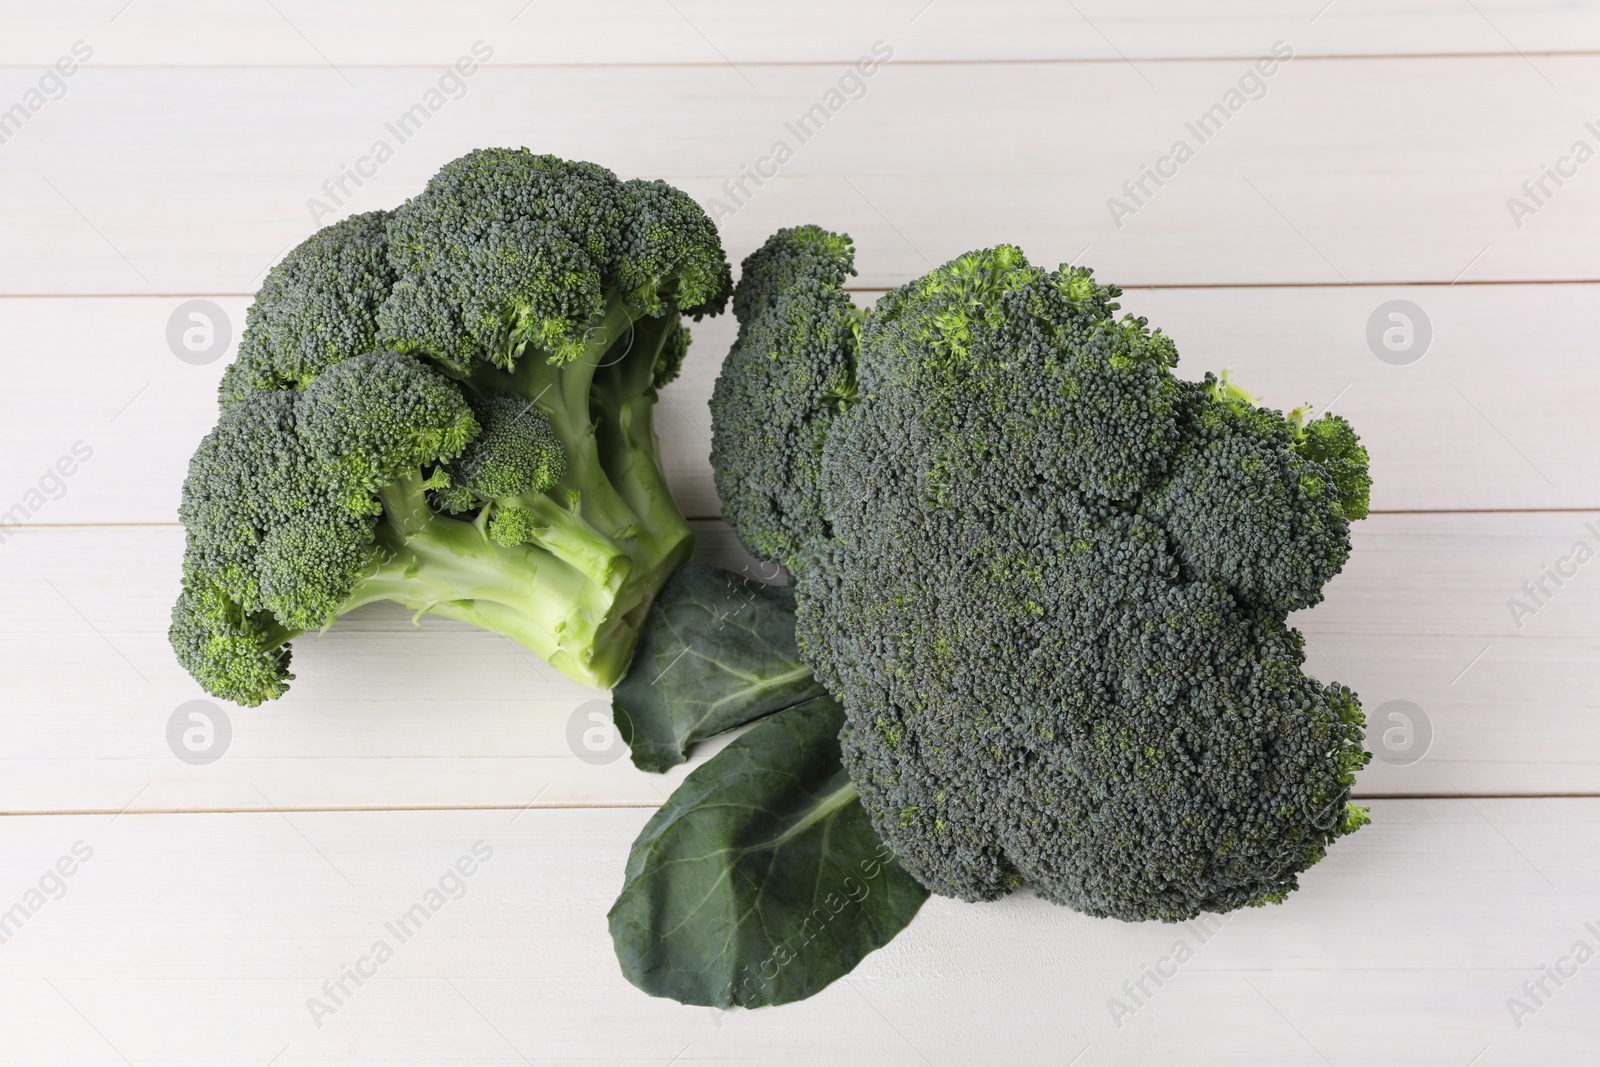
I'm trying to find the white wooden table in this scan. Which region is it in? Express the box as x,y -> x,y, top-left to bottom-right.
2,2 -> 1598,1063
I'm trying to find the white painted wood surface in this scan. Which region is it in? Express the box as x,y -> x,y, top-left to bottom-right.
2,55 -> 1599,294
1,1 -> 1598,1062
4,284 -> 1594,523
1,802 -> 1597,1066
0,512 -> 1595,813
6,0 -> 1599,65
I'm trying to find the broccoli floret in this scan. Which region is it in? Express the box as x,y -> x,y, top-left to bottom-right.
708,226 -> 863,569
1290,403 -> 1372,522
1143,373 -> 1370,614
379,150 -> 730,372
651,321 -> 691,392
709,232 -> 1372,922
173,148 -> 730,701
434,391 -> 566,512
219,211 -> 396,405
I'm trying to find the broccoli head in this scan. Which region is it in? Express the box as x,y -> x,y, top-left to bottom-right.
379,149 -> 729,373
175,148 -> 730,702
709,231 -> 1372,922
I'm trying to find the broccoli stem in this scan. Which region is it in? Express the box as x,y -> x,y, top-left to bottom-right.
498,492 -> 634,596
478,294 -> 646,544
323,469 -> 637,686
343,507 -> 627,688
375,471 -> 435,538
458,290 -> 696,686
342,293 -> 700,691
593,311 -> 694,569
582,302 -> 698,677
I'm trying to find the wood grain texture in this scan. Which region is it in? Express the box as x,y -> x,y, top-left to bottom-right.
0,513 -> 1593,814
0,54 -> 1596,295
0,522 -> 765,815
3,282 -> 1594,529
4,0 -> 1597,66
1,2 -> 1596,1059
0,801 -> 1594,1066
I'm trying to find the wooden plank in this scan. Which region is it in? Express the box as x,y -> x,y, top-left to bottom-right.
0,522 -> 764,815
3,1 -> 1597,66
0,56 -> 1597,294
0,800 -> 1594,1064
1115,284 -> 1600,514
0,9 -> 1591,1056
0,512 -> 1593,814
2,282 -> 1592,529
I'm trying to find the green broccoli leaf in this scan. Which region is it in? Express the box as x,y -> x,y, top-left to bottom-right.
608,696 -> 929,1008
612,563 -> 826,773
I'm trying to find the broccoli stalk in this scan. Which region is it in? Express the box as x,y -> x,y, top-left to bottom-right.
468,291 -> 698,678
362,479 -> 635,688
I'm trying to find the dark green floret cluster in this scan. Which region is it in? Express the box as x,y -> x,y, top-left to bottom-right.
709,229 -> 1372,922
174,148 -> 730,704
709,225 -> 863,566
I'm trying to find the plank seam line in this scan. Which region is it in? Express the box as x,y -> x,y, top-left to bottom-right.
6,279 -> 1600,300
0,803 -> 665,817
14,508 -> 1600,532
853,280 -> 1600,292
0,51 -> 1596,71
0,795 -> 1585,818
